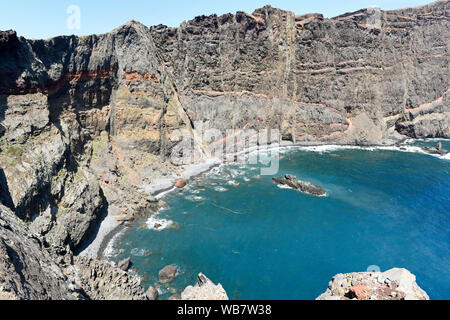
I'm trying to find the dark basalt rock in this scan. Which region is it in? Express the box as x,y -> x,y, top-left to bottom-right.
0,204 -> 75,300
0,30 -> 19,52
0,204 -> 149,300
273,174 -> 326,196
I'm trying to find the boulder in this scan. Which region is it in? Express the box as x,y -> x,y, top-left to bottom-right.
117,257 -> 131,271
146,286 -> 159,300
158,265 -> 178,283
181,273 -> 229,300
272,174 -> 326,196
175,179 -> 187,188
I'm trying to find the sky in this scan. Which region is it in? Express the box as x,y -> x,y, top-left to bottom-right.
0,0 -> 433,39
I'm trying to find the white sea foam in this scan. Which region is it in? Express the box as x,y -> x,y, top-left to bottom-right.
368,145 -> 449,160
146,215 -> 174,231
155,187 -> 176,199
187,195 -> 204,202
284,144 -> 450,160
102,229 -> 126,259
277,184 -> 294,190
227,180 -> 240,186
130,248 -> 147,257
184,194 -> 204,202
214,186 -> 228,192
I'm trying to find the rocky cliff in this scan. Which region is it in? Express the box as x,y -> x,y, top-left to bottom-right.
0,204 -> 147,299
0,1 -> 447,300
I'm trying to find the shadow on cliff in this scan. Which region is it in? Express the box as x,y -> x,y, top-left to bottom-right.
0,95 -> 6,138
0,168 -> 15,211
74,189 -> 110,258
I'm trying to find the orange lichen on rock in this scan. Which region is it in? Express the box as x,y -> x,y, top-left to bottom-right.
348,285 -> 370,300
123,71 -> 158,82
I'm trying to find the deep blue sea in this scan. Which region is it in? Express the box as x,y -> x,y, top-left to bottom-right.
109,140 -> 450,300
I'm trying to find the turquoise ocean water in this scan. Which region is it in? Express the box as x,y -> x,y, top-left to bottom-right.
109,140 -> 450,300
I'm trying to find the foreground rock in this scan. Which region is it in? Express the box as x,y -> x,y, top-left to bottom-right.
0,204 -> 149,300
317,268 -> 429,300
70,256 -> 147,300
273,174 -> 326,196
146,286 -> 159,300
0,205 -> 75,300
181,273 -> 229,300
117,257 -> 131,271
159,265 -> 178,283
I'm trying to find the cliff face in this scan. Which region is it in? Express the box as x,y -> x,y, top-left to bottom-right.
0,1 -> 447,299
151,2 -> 449,144
0,204 -> 148,300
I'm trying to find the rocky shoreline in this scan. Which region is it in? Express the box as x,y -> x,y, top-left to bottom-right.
273,174 -> 326,196
91,139 -> 449,259
89,140 -> 446,300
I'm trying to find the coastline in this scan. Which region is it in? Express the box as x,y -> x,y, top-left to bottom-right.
79,158 -> 222,259
79,139 -> 450,259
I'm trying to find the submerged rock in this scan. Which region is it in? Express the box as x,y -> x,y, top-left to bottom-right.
424,142 -> 447,156
168,294 -> 182,300
158,265 -> 178,283
316,268 -> 429,300
181,273 -> 229,300
272,174 -> 326,196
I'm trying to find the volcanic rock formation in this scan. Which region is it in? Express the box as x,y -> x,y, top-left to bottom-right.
0,1 -> 446,299
273,174 -> 326,196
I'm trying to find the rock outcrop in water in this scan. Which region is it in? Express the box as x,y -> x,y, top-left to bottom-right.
181,273 -> 229,300
424,141 -> 448,155
159,265 -> 179,283
0,1 -> 448,299
317,268 -> 430,300
273,174 -> 326,196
